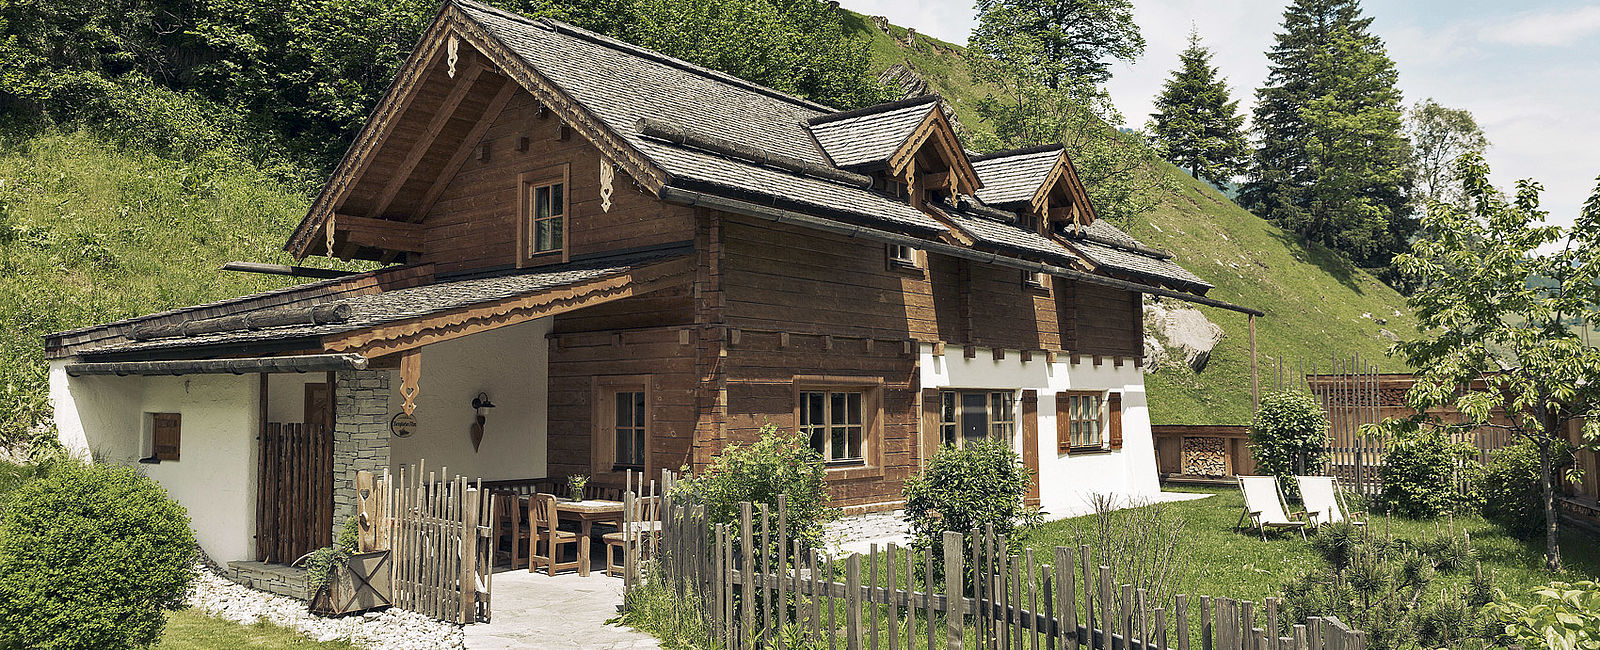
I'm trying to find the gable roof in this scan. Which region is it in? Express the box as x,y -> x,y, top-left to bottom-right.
808,96 -> 939,168
972,145 -> 1063,206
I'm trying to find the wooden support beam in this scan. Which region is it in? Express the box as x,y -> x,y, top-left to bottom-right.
409,77 -> 520,223
366,64 -> 485,220
336,215 -> 425,252
992,348 -> 1005,361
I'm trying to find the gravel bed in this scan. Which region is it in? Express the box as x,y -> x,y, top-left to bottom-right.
186,564 -> 465,649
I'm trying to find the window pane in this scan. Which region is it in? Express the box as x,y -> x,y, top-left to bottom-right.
831,392 -> 847,426
634,392 -> 646,424
616,427 -> 630,464
846,426 -> 862,459
616,393 -> 632,428
549,214 -> 563,250
808,427 -> 824,455
846,393 -> 861,425
550,183 -> 564,215
535,186 -> 550,219
634,427 -> 645,467
831,427 -> 847,460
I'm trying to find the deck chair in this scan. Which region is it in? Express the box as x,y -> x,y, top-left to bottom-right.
1235,475 -> 1308,540
528,493 -> 584,576
604,496 -> 661,577
1297,476 -> 1366,529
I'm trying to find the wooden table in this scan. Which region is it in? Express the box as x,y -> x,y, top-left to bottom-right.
556,499 -> 624,576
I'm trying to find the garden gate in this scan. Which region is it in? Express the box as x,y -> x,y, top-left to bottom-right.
357,464 -> 493,624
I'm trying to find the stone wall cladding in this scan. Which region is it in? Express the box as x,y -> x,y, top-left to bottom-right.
226,561 -> 312,600
333,369 -> 390,538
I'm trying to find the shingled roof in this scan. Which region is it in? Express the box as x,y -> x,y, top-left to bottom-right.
455,1 -> 946,234
971,145 -> 1063,206
807,96 -> 939,168
64,248 -> 692,360
1062,221 -> 1212,294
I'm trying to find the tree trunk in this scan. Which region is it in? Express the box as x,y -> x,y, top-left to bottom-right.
1539,417 -> 1563,572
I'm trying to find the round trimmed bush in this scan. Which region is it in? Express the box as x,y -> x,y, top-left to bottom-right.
1482,441 -> 1573,540
0,461 -> 195,649
1249,390 -> 1330,497
903,438 -> 1038,558
1376,423 -> 1481,517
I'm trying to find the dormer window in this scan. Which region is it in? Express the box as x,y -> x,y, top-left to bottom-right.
1019,211 -> 1040,232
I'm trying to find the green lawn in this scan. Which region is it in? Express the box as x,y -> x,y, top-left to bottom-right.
1015,487 -> 1600,609
157,609 -> 355,650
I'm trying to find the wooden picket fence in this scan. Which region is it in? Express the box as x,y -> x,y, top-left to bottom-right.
369,463 -> 493,624
257,422 -> 332,564
648,491 -> 1373,650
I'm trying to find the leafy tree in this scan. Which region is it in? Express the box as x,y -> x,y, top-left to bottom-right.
970,14 -> 1171,225
627,0 -> 886,110
1248,389 -> 1329,497
1389,153 -> 1600,571
970,0 -> 1143,88
1241,0 -> 1414,274
1407,98 -> 1487,208
1148,30 -> 1249,187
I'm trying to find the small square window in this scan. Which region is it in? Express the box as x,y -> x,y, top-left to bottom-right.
887,243 -> 918,269
1023,270 -> 1049,289
142,412 -> 180,462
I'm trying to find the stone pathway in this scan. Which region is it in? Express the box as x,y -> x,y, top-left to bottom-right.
463,570 -> 659,650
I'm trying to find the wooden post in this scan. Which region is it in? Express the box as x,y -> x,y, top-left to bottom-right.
459,485 -> 479,624
741,502 -> 755,646
944,531 -> 964,650
1056,547 -> 1075,650
888,543 -> 900,650
1249,314 -> 1259,410
848,553 -> 864,650
1176,595 -> 1190,650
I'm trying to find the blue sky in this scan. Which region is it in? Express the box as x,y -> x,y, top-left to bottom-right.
840,0 -> 1600,230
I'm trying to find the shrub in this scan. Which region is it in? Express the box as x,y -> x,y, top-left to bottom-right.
0,461 -> 195,649
1482,441 -> 1574,540
1075,494 -> 1187,615
1282,521 -> 1496,650
1249,390 -> 1329,497
670,424 -> 833,549
903,438 -> 1040,564
1483,580 -> 1600,650
1375,422 -> 1481,517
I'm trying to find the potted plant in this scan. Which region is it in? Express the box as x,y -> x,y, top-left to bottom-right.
303,517 -> 392,616
567,474 -> 589,502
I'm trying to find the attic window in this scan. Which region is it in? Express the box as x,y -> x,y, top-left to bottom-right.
519,164 -> 570,265
1023,270 -> 1049,290
887,243 -> 919,269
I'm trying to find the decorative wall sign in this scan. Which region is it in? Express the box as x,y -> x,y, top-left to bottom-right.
390,413 -> 417,438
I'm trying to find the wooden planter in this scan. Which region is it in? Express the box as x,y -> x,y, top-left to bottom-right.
309,550 -> 392,617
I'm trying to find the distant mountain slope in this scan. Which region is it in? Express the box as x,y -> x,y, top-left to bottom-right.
842,11 -> 1416,425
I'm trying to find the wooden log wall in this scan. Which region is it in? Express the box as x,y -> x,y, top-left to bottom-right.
419,92 -> 697,274
647,486 -> 1387,650
256,423 -> 333,564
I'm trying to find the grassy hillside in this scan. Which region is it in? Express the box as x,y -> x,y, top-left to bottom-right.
842,13 -> 1416,425
0,130 -> 359,445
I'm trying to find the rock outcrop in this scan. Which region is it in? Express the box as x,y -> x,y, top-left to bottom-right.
1143,298 -> 1226,373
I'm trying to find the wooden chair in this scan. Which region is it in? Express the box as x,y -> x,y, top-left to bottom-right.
1235,475 -> 1307,540
491,491 -> 531,569
604,496 -> 661,577
528,493 -> 584,576
1297,475 -> 1366,530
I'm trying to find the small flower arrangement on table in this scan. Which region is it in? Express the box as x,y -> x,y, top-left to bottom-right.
567,474 -> 589,502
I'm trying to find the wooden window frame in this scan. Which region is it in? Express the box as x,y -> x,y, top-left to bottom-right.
591,375 -> 651,479
144,412 -> 180,462
886,243 -> 923,274
517,163 -> 571,267
793,375 -> 884,480
1022,270 -> 1050,292
1057,390 -> 1109,454
938,389 -> 1017,448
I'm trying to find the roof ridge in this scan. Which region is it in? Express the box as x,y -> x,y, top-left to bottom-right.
806,94 -> 940,126
451,0 -> 835,114
969,143 -> 1063,163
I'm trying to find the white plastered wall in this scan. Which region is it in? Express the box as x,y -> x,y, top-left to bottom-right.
386,317 -> 550,481
50,360 -> 260,562
265,372 -> 324,424
919,343 -> 1161,520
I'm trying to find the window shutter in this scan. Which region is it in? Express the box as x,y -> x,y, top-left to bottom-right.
921,388 -> 941,467
1021,390 -> 1040,507
1108,393 -> 1123,450
153,413 -> 181,461
1055,392 -> 1072,455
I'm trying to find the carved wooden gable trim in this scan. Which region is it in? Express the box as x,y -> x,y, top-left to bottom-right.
887,108 -> 981,196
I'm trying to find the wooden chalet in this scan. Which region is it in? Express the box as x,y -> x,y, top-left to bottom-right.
46,0 -> 1259,566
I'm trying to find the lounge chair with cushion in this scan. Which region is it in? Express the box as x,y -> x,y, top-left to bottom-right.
1296,475 -> 1366,529
1236,475 -> 1308,540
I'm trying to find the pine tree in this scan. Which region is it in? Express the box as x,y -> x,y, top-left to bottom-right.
1241,0 -> 1414,272
1148,31 -> 1249,188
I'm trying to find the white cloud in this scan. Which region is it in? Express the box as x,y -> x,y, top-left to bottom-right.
1482,6 -> 1600,47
